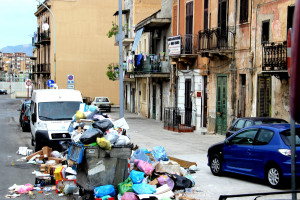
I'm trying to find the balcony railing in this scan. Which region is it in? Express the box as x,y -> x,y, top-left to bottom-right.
34,64 -> 50,74
262,42 -> 287,71
133,55 -> 170,74
181,34 -> 198,54
115,29 -> 130,43
198,26 -> 234,52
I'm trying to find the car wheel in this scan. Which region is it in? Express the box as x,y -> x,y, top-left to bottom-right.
266,165 -> 282,188
35,142 -> 42,152
210,154 -> 223,176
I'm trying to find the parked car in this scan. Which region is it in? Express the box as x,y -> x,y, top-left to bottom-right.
91,97 -> 111,112
18,100 -> 31,126
0,89 -> 7,94
21,106 -> 31,132
207,123 -> 300,188
226,117 -> 288,138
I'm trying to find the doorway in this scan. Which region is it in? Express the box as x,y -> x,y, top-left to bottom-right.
215,75 -> 227,134
185,79 -> 192,126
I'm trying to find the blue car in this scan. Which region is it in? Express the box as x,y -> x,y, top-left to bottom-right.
207,123 -> 300,188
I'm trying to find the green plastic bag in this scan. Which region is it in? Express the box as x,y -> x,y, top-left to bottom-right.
118,177 -> 134,195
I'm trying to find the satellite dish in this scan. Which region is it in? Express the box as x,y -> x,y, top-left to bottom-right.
42,23 -> 49,31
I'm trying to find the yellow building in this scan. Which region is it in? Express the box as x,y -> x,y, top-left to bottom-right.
33,0 -> 120,104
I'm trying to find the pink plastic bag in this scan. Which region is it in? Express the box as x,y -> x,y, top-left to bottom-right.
121,192 -> 139,200
157,175 -> 175,190
16,184 -> 33,194
134,159 -> 154,176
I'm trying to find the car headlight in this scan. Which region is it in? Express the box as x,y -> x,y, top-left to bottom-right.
37,122 -> 48,130
278,149 -> 291,156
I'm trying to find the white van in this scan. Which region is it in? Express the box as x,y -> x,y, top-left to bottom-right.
30,89 -> 83,151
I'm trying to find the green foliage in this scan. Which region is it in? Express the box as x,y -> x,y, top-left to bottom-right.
106,21 -> 129,38
106,63 -> 119,81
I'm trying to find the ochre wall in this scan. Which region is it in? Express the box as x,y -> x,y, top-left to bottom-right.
49,0 -> 120,105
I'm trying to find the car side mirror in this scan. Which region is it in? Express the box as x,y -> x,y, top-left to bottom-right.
32,113 -> 36,123
225,140 -> 232,145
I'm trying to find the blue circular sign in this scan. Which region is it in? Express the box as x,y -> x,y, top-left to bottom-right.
47,79 -> 55,87
68,75 -> 74,81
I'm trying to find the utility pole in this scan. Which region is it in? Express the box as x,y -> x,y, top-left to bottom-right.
118,0 -> 124,118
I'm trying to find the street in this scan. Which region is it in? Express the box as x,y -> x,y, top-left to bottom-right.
0,95 -> 297,200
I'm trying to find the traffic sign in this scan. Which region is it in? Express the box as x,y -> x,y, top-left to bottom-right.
47,79 -> 55,87
67,74 -> 74,89
25,79 -> 32,88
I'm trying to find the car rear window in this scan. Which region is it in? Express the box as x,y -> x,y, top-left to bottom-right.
280,128 -> 300,146
254,119 -> 288,125
96,98 -> 109,102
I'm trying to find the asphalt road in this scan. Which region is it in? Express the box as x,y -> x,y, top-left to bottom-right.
0,95 -> 298,200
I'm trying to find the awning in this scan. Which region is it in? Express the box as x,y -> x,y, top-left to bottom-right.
131,28 -> 144,52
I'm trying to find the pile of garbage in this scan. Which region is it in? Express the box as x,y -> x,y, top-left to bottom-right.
9,104 -> 200,200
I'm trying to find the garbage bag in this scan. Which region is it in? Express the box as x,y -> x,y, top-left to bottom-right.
16,184 -> 33,194
104,129 -> 120,144
121,192 -> 139,200
92,119 -> 114,132
114,135 -> 131,146
129,170 -> 145,184
79,128 -> 103,144
117,177 -> 134,195
134,159 -> 154,176
86,109 -> 101,119
94,185 -> 115,198
132,149 -> 151,163
157,175 -> 175,190
152,146 -> 169,161
96,137 -> 111,151
171,174 -> 192,190
75,110 -> 86,120
132,183 -> 156,194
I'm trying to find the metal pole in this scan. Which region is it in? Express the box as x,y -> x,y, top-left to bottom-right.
36,0 -> 56,83
118,0 -> 124,118
290,117 -> 297,200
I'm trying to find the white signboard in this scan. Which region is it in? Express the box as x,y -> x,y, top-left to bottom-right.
168,35 -> 181,56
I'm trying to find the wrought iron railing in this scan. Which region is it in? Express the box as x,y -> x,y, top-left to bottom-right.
262,42 -> 287,71
181,34 -> 198,54
35,64 -> 50,73
133,55 -> 170,74
198,26 -> 234,51
163,107 -> 193,132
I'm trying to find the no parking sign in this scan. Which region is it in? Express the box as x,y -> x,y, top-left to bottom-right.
67,74 -> 74,89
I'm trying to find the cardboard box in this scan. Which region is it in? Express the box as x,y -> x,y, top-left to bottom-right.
48,157 -> 65,164
54,166 -> 65,181
26,150 -> 43,161
42,146 -> 52,158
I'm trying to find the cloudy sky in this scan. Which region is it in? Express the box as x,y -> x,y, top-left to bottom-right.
0,0 -> 38,49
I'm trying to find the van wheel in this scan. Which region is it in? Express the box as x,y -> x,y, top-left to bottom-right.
35,141 -> 42,152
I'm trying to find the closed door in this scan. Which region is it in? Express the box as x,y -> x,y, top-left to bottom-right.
152,85 -> 156,119
216,75 -> 227,134
185,79 -> 192,126
258,76 -> 271,117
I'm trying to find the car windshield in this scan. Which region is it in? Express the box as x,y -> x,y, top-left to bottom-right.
280,128 -> 300,146
254,119 -> 288,125
96,98 -> 109,102
38,101 -> 81,120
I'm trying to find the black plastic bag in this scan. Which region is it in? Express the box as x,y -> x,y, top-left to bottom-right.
171,174 -> 193,190
79,128 -> 103,144
92,119 -> 114,132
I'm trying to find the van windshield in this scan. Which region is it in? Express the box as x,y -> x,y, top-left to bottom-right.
38,101 -> 81,120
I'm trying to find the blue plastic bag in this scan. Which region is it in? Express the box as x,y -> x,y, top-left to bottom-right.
132,149 -> 151,163
94,185 -> 115,198
152,146 -> 169,161
129,170 -> 145,184
132,183 -> 156,194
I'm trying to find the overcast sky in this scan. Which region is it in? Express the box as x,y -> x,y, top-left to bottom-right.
0,0 -> 38,49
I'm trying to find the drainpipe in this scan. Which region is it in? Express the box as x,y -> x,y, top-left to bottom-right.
177,0 -> 180,35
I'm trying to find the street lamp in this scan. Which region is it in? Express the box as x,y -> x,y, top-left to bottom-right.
36,0 -> 56,83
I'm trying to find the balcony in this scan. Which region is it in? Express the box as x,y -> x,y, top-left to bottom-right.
262,42 -> 287,79
131,55 -> 170,78
33,30 -> 51,46
114,29 -> 133,47
33,64 -> 50,74
198,26 -> 234,57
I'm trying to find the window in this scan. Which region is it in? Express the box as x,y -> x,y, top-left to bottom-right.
231,128 -> 258,145
244,120 -> 252,127
280,128 -> 300,146
262,20 -> 270,44
233,119 -> 246,131
204,0 -> 209,30
240,0 -> 248,23
255,129 -> 274,145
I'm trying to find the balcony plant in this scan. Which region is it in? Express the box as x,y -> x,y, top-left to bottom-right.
107,21 -> 129,38
106,63 -> 119,81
